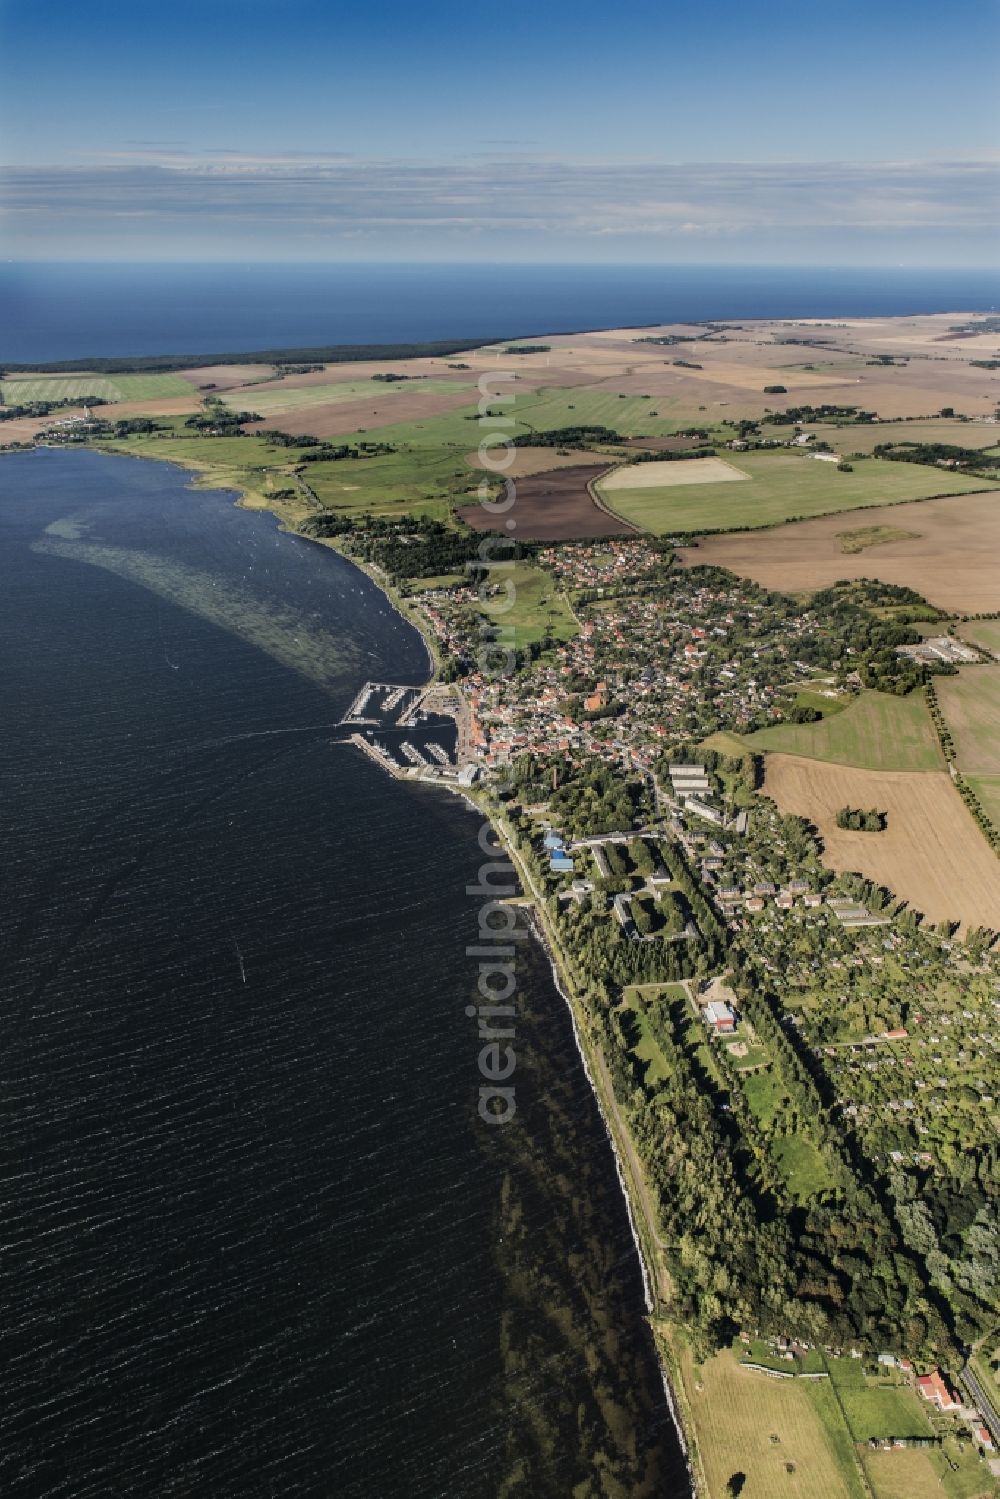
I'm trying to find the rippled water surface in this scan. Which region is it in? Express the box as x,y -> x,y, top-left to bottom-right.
0,449 -> 687,1497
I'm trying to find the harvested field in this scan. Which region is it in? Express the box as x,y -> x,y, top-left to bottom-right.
101,396 -> 201,420
1,375 -> 121,403
0,416 -> 49,446
178,364 -> 277,390
683,1349 -> 863,1499
935,665 -> 1000,772
243,384 -> 476,439
681,490 -> 1000,613
763,753 -> 1000,929
463,446 -> 612,478
457,465 -> 634,539
601,456 -> 748,490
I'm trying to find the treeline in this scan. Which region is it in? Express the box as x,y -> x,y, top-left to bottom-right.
801,579 -> 944,694
511,425 -> 625,448
4,337 -> 498,375
836,806 -> 887,831
307,514 -> 535,581
766,404 -> 875,425
874,441 -> 998,471
256,429 -> 395,461
629,447 -> 717,464
926,683 -> 1000,855
0,395 -> 108,419
185,407 -> 261,433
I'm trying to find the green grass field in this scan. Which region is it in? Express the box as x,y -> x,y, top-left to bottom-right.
475,560 -> 578,651
738,1065 -> 836,1200
622,986 -> 690,1085
863,1445 -> 996,1499
684,1349 -> 867,1499
964,620 -> 1000,656
967,774 -> 1000,833
2,372 -> 193,404
106,373 -> 195,400
592,451 -> 993,535
936,666 -> 1000,773
307,446 -> 475,521
222,376 -> 466,416
837,1385 -> 933,1441
747,689 -> 944,772
508,385 -> 692,437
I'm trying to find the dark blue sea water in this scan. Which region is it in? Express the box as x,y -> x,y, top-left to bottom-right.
2,262 -> 999,364
0,448 -> 686,1497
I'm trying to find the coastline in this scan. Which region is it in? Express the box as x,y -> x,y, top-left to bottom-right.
85,435 -> 703,1489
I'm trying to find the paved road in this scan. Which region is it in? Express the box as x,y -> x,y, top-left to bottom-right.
961,1363 -> 1000,1445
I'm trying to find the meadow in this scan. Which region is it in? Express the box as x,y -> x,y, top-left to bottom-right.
594,451 -> 991,535
737,1066 -> 836,1200
475,559 -> 579,651
965,620 -> 1000,655
746,690 -> 943,773
863,1445 -> 999,1499
682,1349 -> 866,1499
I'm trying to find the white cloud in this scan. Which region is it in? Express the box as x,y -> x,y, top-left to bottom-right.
2,154 -> 997,257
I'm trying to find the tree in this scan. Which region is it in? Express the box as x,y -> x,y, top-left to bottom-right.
726,1476 -> 747,1499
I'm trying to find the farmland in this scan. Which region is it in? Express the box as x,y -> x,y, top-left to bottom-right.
2,372 -> 193,404
458,464 -> 632,539
228,376 -> 467,415
601,455 -> 749,490
968,774 -> 1000,833
594,451 -> 991,535
935,665 -> 1000,773
864,1446 -> 999,1499
763,754 -> 1000,929
747,690 -> 943,772
792,418 -> 1000,456
679,490 -> 1000,613
965,620 -> 1000,655
681,1348 -> 865,1499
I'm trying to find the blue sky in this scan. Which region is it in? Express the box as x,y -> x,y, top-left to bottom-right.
1,0 -> 997,263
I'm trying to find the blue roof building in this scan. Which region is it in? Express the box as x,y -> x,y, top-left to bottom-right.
550,853 -> 574,873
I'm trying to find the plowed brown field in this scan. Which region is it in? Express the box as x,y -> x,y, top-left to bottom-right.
457,465 -> 634,539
